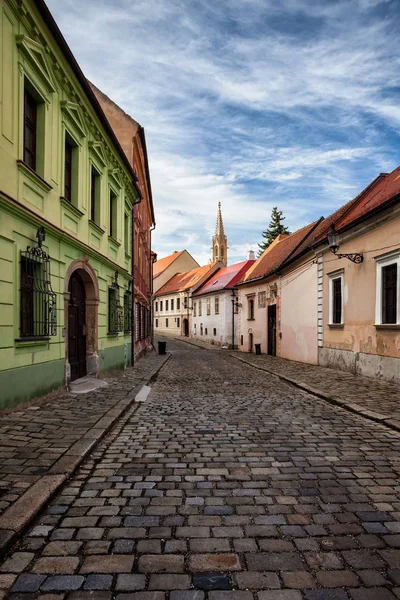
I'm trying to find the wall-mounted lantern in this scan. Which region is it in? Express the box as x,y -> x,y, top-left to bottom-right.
327,226 -> 363,264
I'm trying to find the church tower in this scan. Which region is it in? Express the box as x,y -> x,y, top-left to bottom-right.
211,202 -> 228,266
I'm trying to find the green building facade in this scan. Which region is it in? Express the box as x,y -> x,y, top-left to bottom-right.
0,0 -> 141,408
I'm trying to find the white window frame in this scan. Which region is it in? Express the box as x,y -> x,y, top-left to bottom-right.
328,270 -> 344,325
375,251 -> 400,325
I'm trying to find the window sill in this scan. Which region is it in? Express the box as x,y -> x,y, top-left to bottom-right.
15,337 -> 50,347
89,220 -> 105,235
375,324 -> 400,330
107,332 -> 119,337
328,324 -> 344,329
125,252 -> 131,260
247,318 -> 255,321
17,160 -> 52,193
108,236 -> 121,246
60,197 -> 84,217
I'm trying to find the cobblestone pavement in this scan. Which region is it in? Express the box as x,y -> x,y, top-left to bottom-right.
0,351 -> 168,527
176,334 -> 400,429
1,337 -> 400,599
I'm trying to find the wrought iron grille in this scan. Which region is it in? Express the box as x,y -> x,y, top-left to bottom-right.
108,273 -> 124,334
20,245 -> 57,338
124,291 -> 132,333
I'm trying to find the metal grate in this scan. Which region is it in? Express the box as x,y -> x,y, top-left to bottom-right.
20,244 -> 57,338
108,273 -> 123,333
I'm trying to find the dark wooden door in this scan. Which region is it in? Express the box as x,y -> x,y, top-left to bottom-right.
267,304 -> 276,356
183,318 -> 189,337
249,332 -> 253,353
68,272 -> 86,381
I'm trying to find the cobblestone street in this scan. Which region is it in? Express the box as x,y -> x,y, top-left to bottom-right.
1,338 -> 400,599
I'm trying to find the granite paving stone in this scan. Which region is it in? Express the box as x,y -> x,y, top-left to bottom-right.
1,337 -> 400,599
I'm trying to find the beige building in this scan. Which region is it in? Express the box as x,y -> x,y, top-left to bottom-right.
154,263 -> 221,337
153,250 -> 199,294
315,169 -> 400,381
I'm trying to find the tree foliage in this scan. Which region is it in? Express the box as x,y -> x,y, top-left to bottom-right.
258,207 -> 290,257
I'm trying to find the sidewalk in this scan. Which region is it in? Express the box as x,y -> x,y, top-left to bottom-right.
175,335 -> 400,432
0,350 -> 170,558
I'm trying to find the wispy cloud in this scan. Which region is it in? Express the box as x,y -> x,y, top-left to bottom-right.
46,0 -> 400,264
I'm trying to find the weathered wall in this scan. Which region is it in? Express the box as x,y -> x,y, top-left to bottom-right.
238,283 -> 268,353
321,214 -> 400,380
280,260 -> 318,364
191,292 -> 236,347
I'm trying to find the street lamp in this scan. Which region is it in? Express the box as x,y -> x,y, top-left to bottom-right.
327,226 -> 363,264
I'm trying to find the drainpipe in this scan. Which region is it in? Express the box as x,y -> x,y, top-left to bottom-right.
231,290 -> 235,350
150,223 -> 156,350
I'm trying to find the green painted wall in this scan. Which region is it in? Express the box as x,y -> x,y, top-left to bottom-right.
0,0 -> 137,407
0,359 -> 64,410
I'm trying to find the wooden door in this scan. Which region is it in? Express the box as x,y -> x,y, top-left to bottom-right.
267,304 -> 276,356
249,332 -> 253,353
68,272 -> 86,381
183,318 -> 189,337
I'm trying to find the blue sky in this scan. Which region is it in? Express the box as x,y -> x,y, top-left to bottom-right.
46,0 -> 400,265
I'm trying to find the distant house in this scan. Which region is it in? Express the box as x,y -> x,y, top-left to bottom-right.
154,263 -> 222,337
192,258 -> 255,348
314,168 -> 400,381
153,250 -> 199,294
236,223 -> 322,357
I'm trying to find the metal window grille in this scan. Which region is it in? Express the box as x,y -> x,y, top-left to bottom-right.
382,263 -> 397,324
140,304 -> 145,339
135,302 -> 140,341
124,292 -> 132,333
108,274 -> 123,333
20,245 -> 57,338
332,278 -> 342,324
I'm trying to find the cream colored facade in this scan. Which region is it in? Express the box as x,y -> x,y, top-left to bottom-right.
154,291 -> 190,337
318,206 -> 400,381
238,283 -> 269,353
153,251 -> 199,293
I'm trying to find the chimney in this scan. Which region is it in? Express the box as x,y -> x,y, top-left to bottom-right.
247,250 -> 255,260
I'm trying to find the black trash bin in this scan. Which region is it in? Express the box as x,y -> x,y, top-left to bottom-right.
255,343 -> 261,355
158,341 -> 167,355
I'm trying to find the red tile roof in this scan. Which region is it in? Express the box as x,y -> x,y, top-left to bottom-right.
193,260 -> 255,296
155,264 -> 217,296
153,251 -> 185,278
238,222 -> 319,284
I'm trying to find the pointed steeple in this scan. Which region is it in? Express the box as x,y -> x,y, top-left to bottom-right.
211,202 -> 228,266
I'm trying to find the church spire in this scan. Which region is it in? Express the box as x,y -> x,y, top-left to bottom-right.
211,202 -> 228,266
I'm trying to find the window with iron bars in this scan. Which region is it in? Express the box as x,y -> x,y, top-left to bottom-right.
108,284 -> 123,334
124,291 -> 132,333
20,246 -> 57,339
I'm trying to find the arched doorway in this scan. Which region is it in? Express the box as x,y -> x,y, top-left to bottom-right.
68,272 -> 86,381
64,258 -> 100,385
183,318 -> 189,337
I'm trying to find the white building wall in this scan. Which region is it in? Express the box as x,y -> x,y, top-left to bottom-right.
280,261 -> 318,364
238,283 -> 268,353
191,292 -> 237,347
154,291 -> 189,337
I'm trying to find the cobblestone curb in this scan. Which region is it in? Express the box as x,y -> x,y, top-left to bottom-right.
0,353 -> 171,560
230,353 -> 400,435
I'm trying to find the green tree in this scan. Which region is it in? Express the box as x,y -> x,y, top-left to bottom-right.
258,207 -> 290,256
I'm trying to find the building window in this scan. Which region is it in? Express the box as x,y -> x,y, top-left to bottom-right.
124,291 -> 132,333
199,300 -> 202,316
156,318 -> 158,328
108,285 -> 123,334
160,300 -> 163,312
200,324 -> 203,335
205,328 -> 208,335
171,299 -> 174,311
155,301 -> 158,312
23,88 -> 37,171
213,328 -> 217,336
207,298 -> 211,315
109,189 -> 117,238
177,317 -> 180,327
241,335 -> 243,345
184,296 -> 188,309
248,298 -> 255,320
215,297 -> 219,315
177,297 -> 180,310
90,166 -> 100,224
376,253 -> 399,325
64,138 -> 73,202
166,299 -> 169,311
328,272 -> 344,325
193,301 -> 197,317
166,318 -> 169,328
124,213 -> 130,253
20,245 -> 57,338
258,291 -> 266,309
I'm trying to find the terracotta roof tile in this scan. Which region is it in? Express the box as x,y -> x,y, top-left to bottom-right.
155,263 -> 217,296
238,223 -> 319,284
153,251 -> 185,278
